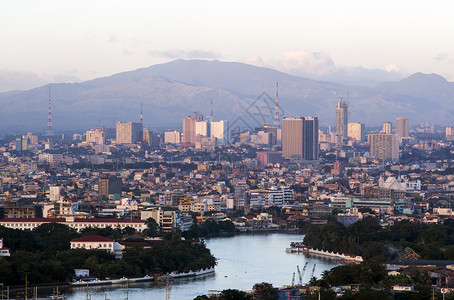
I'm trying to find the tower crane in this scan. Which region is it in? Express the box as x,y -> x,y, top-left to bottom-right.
296,266 -> 303,286
310,264 -> 317,280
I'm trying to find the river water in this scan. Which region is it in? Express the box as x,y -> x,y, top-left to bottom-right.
65,233 -> 342,300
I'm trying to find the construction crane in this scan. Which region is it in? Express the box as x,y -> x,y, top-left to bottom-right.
301,262 -> 309,283
291,272 -> 296,287
310,264 -> 317,280
296,266 -> 303,286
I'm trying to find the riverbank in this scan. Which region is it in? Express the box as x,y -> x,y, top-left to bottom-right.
287,242 -> 364,263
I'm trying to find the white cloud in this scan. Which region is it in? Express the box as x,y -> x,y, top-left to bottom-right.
277,50 -> 336,76
244,50 -> 406,86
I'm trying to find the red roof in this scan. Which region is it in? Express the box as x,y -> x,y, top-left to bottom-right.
0,218 -> 145,224
71,235 -> 113,243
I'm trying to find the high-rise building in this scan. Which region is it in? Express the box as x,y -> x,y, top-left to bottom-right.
396,117 -> 409,139
143,128 -> 153,146
211,120 -> 230,144
283,117 -> 303,159
381,121 -> 392,134
446,126 -> 454,140
302,117 -> 319,161
86,128 -> 106,145
182,116 -> 196,144
195,120 -> 210,137
370,134 -> 399,162
336,101 -> 348,140
348,122 -> 365,142
116,122 -> 143,144
283,117 -> 319,160
164,131 -> 181,144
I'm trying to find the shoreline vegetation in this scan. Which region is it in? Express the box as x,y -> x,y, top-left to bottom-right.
0,222 -> 216,290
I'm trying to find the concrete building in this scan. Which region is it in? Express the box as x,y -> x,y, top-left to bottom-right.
283,117 -> 319,160
49,186 -> 63,202
283,117 -> 303,159
195,120 -> 210,137
86,128 -> 106,145
348,122 -> 365,142
0,218 -> 147,232
211,120 -> 230,144
70,235 -> 124,258
142,128 -> 153,146
370,133 -> 399,162
396,117 -> 409,140
164,130 -> 181,144
116,122 -> 143,144
98,174 -> 122,197
182,116 -> 196,144
336,101 -> 348,140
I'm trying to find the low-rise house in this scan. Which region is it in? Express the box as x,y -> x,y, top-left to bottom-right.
70,235 -> 123,258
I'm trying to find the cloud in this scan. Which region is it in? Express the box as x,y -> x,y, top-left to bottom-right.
276,50 -> 336,76
244,50 -> 405,86
148,49 -> 221,59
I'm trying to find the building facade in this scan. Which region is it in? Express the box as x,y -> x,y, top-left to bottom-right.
336,101 -> 348,140
116,122 -> 143,144
348,122 -> 365,142
370,133 -> 399,162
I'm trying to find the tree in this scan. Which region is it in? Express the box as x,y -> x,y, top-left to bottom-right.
253,282 -> 278,300
145,218 -> 161,237
219,289 -> 251,300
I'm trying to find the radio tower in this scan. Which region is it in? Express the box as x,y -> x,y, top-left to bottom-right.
45,85 -> 54,137
140,102 -> 143,124
274,82 -> 280,128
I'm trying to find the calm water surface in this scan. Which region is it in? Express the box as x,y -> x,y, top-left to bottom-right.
65,233 -> 342,300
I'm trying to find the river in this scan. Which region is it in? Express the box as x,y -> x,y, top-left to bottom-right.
65,233 -> 342,300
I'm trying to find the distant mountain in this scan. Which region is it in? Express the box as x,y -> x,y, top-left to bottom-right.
0,59 -> 453,133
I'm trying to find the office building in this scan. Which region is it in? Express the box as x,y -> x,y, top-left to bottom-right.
283,117 -> 319,160
396,117 -> 409,139
182,116 -> 196,144
116,122 -> 143,144
302,117 -> 319,161
86,128 -> 106,145
370,134 -> 399,162
348,122 -> 365,142
336,101 -> 348,140
283,117 -> 303,159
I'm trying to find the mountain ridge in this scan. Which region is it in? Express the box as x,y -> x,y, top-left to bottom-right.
0,59 -> 452,133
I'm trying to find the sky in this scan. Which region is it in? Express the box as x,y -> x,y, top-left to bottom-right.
1,0 -> 454,92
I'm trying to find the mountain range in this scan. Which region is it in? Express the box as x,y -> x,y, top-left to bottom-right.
0,59 -> 453,133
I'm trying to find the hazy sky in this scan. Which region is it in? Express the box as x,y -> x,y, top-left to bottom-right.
1,0 -> 453,91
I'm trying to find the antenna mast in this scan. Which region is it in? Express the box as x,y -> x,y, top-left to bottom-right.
45,85 -> 54,136
274,82 -> 280,128
140,102 -> 143,124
